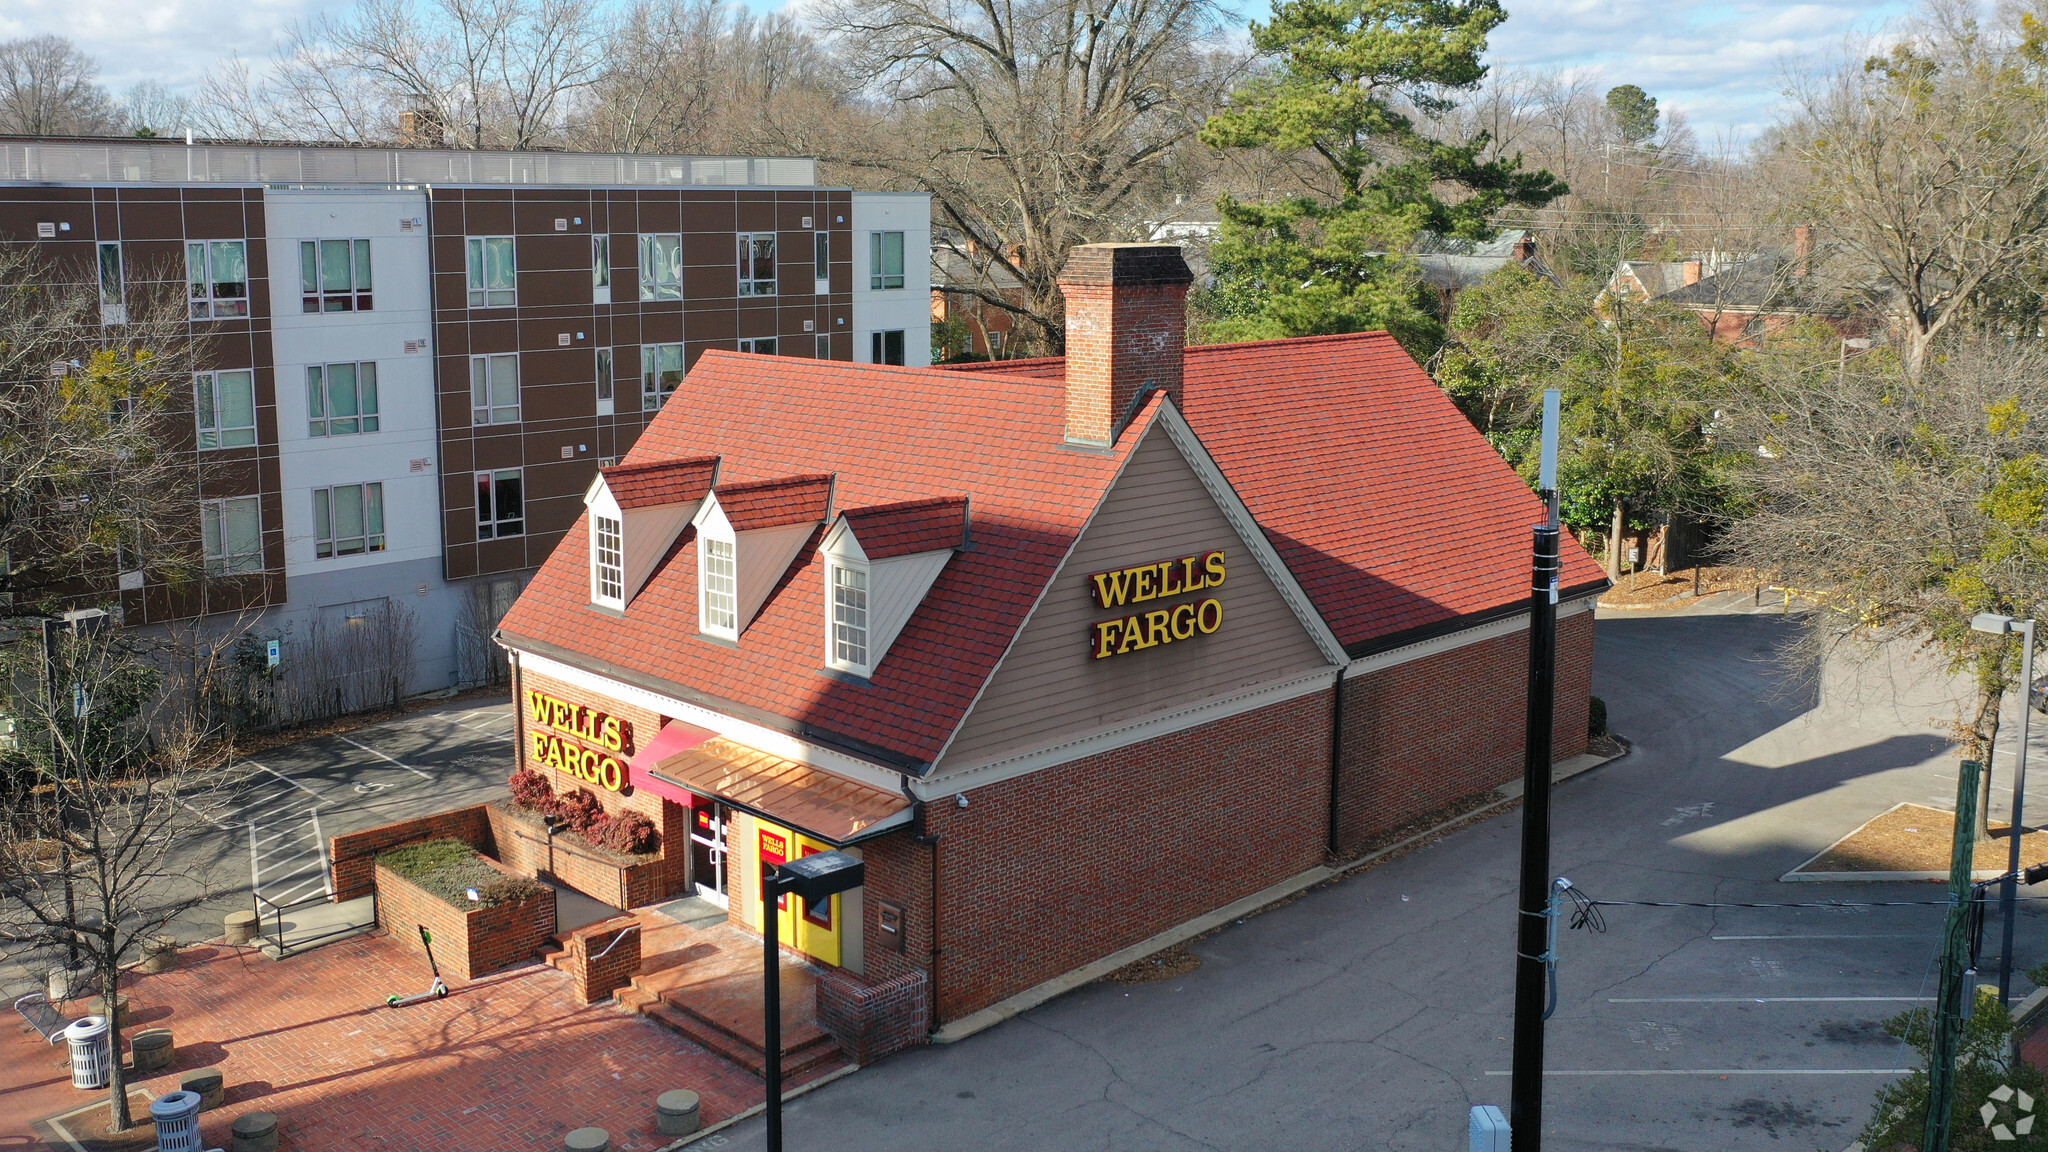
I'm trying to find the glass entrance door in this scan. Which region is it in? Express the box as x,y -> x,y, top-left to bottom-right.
690,799 -> 729,907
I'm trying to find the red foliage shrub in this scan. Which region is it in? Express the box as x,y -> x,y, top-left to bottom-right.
508,768 -> 554,811
589,811 -> 658,854
552,787 -> 604,833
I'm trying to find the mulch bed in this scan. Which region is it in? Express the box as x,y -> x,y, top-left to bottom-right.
1598,566 -> 1762,609
1100,944 -> 1203,985
1795,803 -> 2048,874
30,1090 -> 159,1152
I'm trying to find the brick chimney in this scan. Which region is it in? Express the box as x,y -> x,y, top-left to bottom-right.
1057,244 -> 1194,446
1682,260 -> 1702,286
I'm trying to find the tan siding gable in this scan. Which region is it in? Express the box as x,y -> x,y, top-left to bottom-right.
938,425 -> 1330,769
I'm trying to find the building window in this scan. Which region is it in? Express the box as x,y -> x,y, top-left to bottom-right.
186,239 -> 249,319
639,233 -> 682,301
738,338 -> 777,355
642,343 -> 683,411
476,469 -> 524,539
701,534 -> 737,638
816,333 -> 831,359
195,370 -> 257,449
470,353 -> 520,424
596,347 -> 614,408
738,232 -> 776,296
97,241 -> 124,323
201,496 -> 263,575
312,482 -> 385,558
830,563 -> 869,670
593,513 -> 624,605
869,231 -> 904,290
871,330 -> 905,366
814,231 -> 828,282
466,236 -> 516,307
307,362 -> 379,437
299,239 -> 373,312
592,234 -> 610,294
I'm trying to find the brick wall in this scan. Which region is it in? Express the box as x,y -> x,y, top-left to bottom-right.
557,915 -> 642,1004
514,668 -> 689,901
486,803 -> 668,909
917,688 -> 1331,1022
817,968 -> 930,1065
374,857 -> 556,981
1332,609 -> 1597,854
330,806 -> 493,901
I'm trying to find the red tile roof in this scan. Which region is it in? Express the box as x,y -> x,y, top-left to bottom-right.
601,457 -> 719,510
840,497 -> 969,558
715,474 -> 835,531
499,350 -> 1157,769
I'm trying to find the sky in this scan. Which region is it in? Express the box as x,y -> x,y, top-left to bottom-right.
0,0 -> 1918,145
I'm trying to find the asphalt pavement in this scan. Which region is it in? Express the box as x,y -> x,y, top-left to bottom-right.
706,604 -> 2048,1152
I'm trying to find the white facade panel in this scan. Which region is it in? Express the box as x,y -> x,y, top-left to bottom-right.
264,189 -> 438,582
851,192 -> 932,367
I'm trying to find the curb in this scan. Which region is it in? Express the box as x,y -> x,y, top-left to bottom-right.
655,1063 -> 860,1149
928,745 -> 1625,1044
1781,869 -> 2008,883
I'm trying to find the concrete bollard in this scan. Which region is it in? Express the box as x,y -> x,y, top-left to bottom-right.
180,1067 -> 225,1111
130,1028 -> 175,1072
140,935 -> 180,973
87,994 -> 130,1030
655,1090 -> 701,1137
223,911 -> 259,946
564,1126 -> 610,1152
230,1111 -> 278,1152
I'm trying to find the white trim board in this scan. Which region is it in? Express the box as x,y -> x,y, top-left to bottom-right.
1344,592 -> 1596,679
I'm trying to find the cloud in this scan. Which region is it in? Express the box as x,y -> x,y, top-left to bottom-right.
0,0 -> 340,96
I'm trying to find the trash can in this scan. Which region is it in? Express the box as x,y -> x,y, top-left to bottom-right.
63,1015 -> 110,1089
150,1090 -> 204,1152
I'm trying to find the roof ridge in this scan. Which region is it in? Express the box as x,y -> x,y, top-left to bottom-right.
1185,331 -> 1396,355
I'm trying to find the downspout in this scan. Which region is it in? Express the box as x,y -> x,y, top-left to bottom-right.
1325,666 -> 1347,857
905,777 -> 941,1033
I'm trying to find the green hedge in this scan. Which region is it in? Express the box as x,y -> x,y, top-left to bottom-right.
377,838 -> 546,910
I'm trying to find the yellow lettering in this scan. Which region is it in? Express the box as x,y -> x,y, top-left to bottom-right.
1181,555 -> 1206,592
1093,619 -> 1121,659
1117,616 -> 1145,653
1144,609 -> 1172,647
526,690 -> 548,722
601,715 -> 624,752
1204,551 -> 1226,587
1091,569 -> 1137,608
1196,598 -> 1223,634
530,731 -> 547,763
1170,602 -> 1196,640
1158,561 -> 1182,598
1132,565 -> 1156,602
599,757 -> 624,791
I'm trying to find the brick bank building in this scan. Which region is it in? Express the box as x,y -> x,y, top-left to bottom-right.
495,243 -> 1606,1033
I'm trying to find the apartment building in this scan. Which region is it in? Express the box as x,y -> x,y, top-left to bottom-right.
0,138 -> 931,698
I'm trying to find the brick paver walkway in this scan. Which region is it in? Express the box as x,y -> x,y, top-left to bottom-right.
4,933 -> 781,1151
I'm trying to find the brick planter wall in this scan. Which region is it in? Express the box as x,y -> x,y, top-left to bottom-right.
817,969 -> 930,1065
330,806 -> 492,901
374,857 -> 556,981
558,916 -> 642,1004
485,803 -> 667,909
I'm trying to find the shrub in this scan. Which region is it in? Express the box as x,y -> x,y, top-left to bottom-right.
552,787 -> 604,833
376,837 -> 536,908
508,768 -> 554,810
1587,695 -> 1608,738
591,811 -> 658,854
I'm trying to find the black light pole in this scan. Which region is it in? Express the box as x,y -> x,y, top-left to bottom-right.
760,850 -> 865,1152
1511,388 -> 1563,1151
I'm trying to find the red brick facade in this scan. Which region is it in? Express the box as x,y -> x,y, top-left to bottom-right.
1057,245 -> 1191,444
374,858 -> 556,981
331,807 -> 493,902
817,969 -> 931,1065
556,915 -> 643,1004
1332,608 -> 1596,854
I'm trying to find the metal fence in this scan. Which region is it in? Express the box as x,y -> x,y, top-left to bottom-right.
1,141 -> 816,188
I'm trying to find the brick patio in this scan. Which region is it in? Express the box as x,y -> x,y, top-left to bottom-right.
4,932 -> 820,1151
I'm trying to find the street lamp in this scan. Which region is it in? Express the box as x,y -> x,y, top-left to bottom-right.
760,850 -> 864,1152
1970,612 -> 2037,1004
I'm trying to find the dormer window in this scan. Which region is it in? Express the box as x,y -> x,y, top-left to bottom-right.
592,514 -> 624,607
701,531 -> 738,639
828,562 -> 870,672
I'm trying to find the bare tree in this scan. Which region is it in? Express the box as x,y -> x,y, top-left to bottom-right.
1719,338 -> 2048,835
0,35 -> 118,136
1785,0 -> 2048,378
811,0 -> 1244,352
0,245 -> 204,620
0,622 -> 231,1133
117,80 -> 194,139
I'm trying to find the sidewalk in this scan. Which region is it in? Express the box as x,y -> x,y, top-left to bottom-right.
5,932 -> 767,1151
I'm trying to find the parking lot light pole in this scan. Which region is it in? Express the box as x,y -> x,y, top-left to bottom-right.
760,850 -> 865,1152
1970,613 -> 2037,1004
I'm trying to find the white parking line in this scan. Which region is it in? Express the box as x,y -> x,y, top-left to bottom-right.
1483,1068 -> 1912,1077
1712,934 -> 1919,941
334,734 -> 433,779
1609,996 -> 1932,1003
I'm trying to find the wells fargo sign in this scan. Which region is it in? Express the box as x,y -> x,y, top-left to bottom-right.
1088,550 -> 1225,659
526,690 -> 634,792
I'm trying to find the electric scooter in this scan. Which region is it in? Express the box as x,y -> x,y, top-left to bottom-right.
385,925 -> 450,1007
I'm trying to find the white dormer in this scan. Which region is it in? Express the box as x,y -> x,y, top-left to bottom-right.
691,474 -> 835,640
694,497 -> 739,640
584,457 -> 720,611
820,498 -> 967,677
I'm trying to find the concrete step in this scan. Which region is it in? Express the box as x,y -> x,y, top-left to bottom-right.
622,978 -> 839,1079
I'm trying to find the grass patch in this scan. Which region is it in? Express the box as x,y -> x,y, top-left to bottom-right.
377,837 -> 546,909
